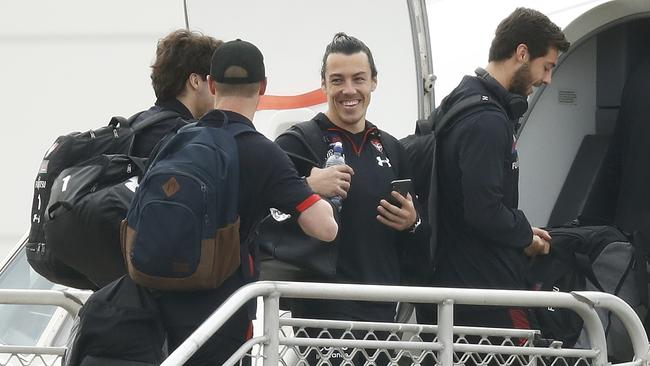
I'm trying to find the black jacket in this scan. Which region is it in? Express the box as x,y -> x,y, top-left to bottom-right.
435,75 -> 533,290
130,98 -> 193,158
276,113 -> 429,321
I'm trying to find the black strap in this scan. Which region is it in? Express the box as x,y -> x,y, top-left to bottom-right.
108,110 -> 181,132
416,118 -> 433,136
434,94 -> 507,137
280,120 -> 329,167
130,110 -> 183,133
223,120 -> 258,138
573,252 -> 605,292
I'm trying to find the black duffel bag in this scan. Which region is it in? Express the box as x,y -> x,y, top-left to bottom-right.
28,110 -> 181,289
63,276 -> 165,366
43,154 -> 146,289
256,205 -> 338,281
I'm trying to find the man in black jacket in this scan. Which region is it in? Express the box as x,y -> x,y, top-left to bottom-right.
130,29 -> 222,157
417,8 -> 569,330
275,33 -> 421,365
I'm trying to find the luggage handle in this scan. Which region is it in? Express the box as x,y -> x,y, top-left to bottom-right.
108,116 -> 128,128
129,156 -> 148,175
47,201 -> 73,219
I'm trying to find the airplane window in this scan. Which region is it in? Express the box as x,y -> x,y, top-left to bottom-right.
0,247 -> 58,346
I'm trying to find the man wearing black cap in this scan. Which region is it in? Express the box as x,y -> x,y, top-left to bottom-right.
157,39 -> 338,365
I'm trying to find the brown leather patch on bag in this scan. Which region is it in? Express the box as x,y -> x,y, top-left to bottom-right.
162,177 -> 180,198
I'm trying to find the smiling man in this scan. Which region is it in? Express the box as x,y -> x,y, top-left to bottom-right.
414,7 -> 570,333
275,32 -> 421,365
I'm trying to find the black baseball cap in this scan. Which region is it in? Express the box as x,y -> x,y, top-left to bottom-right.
210,39 -> 266,84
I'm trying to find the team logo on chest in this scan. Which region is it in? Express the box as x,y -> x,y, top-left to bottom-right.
370,138 -> 383,153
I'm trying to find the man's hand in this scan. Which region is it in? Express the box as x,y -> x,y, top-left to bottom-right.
532,227 -> 551,241
376,192 -> 417,231
306,165 -> 354,198
524,234 -> 550,257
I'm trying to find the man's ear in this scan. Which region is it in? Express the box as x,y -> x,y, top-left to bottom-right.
371,76 -> 377,92
188,73 -> 201,90
515,44 -> 529,63
259,78 -> 267,95
207,75 -> 217,96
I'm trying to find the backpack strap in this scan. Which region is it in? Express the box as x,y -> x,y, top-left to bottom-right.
434,94 -> 507,137
108,110 -> 183,132
573,252 -> 606,292
416,118 -> 434,136
130,110 -> 184,133
224,120 -> 259,138
278,119 -> 329,167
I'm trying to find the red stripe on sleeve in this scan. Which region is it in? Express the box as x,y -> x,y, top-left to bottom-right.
296,194 -> 321,213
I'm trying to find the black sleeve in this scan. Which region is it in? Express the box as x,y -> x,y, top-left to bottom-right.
242,135 -> 315,216
458,113 -> 532,249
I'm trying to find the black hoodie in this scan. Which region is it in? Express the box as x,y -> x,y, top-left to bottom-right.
435,75 -> 533,291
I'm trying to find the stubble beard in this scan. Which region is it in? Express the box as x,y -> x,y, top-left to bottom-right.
509,62 -> 532,97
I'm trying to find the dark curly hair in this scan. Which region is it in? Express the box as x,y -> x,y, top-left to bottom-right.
151,29 -> 222,100
489,8 -> 570,62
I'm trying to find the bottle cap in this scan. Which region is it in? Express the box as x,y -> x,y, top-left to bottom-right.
333,141 -> 343,153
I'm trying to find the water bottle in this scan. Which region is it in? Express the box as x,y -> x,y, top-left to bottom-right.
325,142 -> 345,211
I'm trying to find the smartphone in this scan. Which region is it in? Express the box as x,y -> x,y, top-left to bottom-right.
388,179 -> 413,206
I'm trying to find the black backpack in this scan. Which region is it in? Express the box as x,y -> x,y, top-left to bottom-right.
528,225 -> 650,361
43,154 -> 148,289
63,276 -> 166,366
28,111 -> 182,289
400,94 -> 506,272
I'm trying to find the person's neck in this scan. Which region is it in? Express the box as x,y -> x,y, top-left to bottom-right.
215,97 -> 257,122
485,61 -> 514,91
325,112 -> 365,134
176,94 -> 200,119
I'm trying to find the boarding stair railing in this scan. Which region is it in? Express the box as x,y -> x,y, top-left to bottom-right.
162,281 -> 650,366
0,289 -> 85,366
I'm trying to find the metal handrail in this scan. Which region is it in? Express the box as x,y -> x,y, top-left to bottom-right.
0,289 -> 85,363
162,281 -> 650,366
0,345 -> 66,356
279,317 -> 541,337
0,289 -> 83,317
